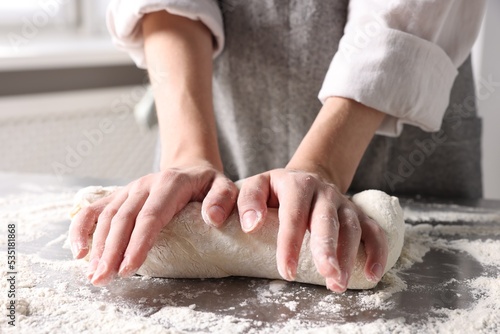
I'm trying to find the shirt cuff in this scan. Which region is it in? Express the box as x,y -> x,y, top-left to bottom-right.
318,28 -> 458,137
107,0 -> 224,69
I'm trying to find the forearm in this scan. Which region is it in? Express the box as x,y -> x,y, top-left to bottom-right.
287,97 -> 385,193
142,11 -> 222,170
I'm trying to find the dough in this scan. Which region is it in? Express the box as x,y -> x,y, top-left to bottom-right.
70,186 -> 405,289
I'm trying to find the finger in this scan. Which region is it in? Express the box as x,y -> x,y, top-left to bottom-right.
360,216 -> 388,283
91,188 -> 149,286
118,175 -> 193,277
275,175 -> 314,281
69,194 -> 114,259
201,176 -> 238,227
332,204 -> 362,293
237,174 -> 270,233
309,192 -> 342,288
87,190 -> 128,280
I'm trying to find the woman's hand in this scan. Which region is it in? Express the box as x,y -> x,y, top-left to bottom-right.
69,162 -> 238,286
237,168 -> 388,293
70,10 -> 236,287
236,96 -> 389,292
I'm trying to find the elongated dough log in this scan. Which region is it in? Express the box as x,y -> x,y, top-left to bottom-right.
70,186 -> 405,289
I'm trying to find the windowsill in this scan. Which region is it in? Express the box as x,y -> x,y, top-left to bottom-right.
0,31 -> 133,72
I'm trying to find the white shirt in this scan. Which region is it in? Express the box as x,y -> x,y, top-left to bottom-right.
107,0 -> 486,136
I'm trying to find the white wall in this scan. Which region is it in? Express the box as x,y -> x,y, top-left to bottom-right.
0,86 -> 158,181
472,0 -> 500,200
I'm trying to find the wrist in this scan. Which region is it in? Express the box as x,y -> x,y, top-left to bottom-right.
285,159 -> 345,191
158,109 -> 223,172
289,97 -> 385,193
143,11 -> 223,174
160,146 -> 223,172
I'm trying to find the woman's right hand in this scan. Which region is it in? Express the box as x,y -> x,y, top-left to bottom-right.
69,9 -> 234,287
69,162 -> 238,287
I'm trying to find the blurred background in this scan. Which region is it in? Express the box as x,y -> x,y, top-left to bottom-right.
0,0 -> 157,182
0,0 -> 498,199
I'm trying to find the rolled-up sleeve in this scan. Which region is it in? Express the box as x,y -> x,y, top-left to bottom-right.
318,0 -> 486,136
107,0 -> 224,69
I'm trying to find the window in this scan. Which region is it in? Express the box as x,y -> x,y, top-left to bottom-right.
0,0 -> 126,70
0,1 -> 78,30
0,0 -> 112,37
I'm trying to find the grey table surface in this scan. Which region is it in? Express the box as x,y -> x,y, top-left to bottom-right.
2,172 -> 500,328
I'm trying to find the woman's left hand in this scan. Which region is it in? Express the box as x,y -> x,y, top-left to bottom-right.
237,168 -> 388,293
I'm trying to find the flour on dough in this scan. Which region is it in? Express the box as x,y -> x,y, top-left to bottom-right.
70,186 -> 405,290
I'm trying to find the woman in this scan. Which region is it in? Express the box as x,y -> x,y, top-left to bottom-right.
70,0 -> 486,292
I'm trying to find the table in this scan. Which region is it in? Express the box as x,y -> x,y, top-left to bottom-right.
1,172 -> 499,333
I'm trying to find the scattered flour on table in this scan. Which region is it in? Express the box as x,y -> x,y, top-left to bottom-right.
0,189 -> 499,333
404,204 -> 500,224
413,276 -> 500,334
446,239 -> 500,267
0,190 -> 75,243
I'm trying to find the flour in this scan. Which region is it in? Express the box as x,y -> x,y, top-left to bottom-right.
268,280 -> 287,294
446,239 -> 500,267
404,204 -> 500,224
70,186 -> 405,290
0,190 -> 74,243
415,276 -> 500,333
1,187 -> 499,333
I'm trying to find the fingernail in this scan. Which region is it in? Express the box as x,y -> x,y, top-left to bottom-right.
92,273 -> 114,287
207,205 -> 226,226
118,258 -> 136,278
326,277 -> 335,290
327,256 -> 340,273
286,260 -> 297,281
86,258 -> 99,280
91,261 -> 112,286
326,277 -> 344,293
92,261 -> 108,279
71,243 -> 80,259
79,241 -> 89,252
337,270 -> 348,289
369,263 -> 384,282
242,210 -> 260,232
73,242 -> 89,259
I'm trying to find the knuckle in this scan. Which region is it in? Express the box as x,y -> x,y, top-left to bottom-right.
78,206 -> 97,220
251,174 -> 268,186
199,167 -> 216,180
241,174 -> 267,191
111,209 -> 134,224
238,190 -> 265,208
161,169 -> 189,184
243,187 -> 265,203
319,213 -> 339,230
131,174 -> 151,189
99,207 -> 118,222
290,173 -> 315,189
129,183 -> 145,196
172,172 -> 190,187
159,168 -> 179,184
216,184 -> 238,202
339,206 -> 361,233
136,209 -> 162,226
310,235 -> 337,256
323,185 -> 339,202
159,169 -> 178,183
369,219 -> 385,237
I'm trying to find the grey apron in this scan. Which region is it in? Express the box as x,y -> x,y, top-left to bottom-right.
211,0 -> 482,199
